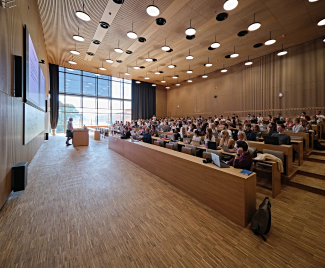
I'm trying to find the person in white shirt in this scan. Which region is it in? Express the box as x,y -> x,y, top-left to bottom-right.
316,110 -> 324,123
301,112 -> 306,119
66,118 -> 73,145
292,118 -> 304,133
204,128 -> 215,144
257,113 -> 263,122
192,130 -> 202,142
223,123 -> 233,139
229,131 -> 248,152
246,114 -> 252,120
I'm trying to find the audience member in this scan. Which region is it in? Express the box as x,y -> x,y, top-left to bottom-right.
316,110 -> 324,123
192,130 -> 201,142
257,113 -> 263,122
227,141 -> 253,170
252,125 -> 262,139
293,118 -> 304,133
204,128 -> 215,143
121,127 -> 131,139
150,125 -> 158,137
267,122 -> 277,136
244,123 -> 257,141
271,124 -> 291,145
250,115 -> 257,124
141,128 -> 151,143
163,122 -> 171,132
218,130 -> 232,149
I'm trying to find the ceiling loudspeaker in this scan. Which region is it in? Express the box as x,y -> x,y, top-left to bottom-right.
113,0 -> 124,4
214,96 -> 217,98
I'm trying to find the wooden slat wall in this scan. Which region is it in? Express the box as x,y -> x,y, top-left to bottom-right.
0,0 -> 49,208
166,38 -> 325,118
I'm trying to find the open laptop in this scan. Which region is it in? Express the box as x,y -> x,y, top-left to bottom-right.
211,153 -> 230,168
183,138 -> 191,144
208,141 -> 217,150
263,136 -> 280,145
192,140 -> 201,147
221,145 -> 231,152
130,136 -> 139,142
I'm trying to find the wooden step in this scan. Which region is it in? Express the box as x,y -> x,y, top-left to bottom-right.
288,174 -> 325,196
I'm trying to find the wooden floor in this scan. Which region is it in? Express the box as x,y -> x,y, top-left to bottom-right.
0,135 -> 325,268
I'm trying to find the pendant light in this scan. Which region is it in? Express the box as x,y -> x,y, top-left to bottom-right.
73,27 -> 84,42
172,72 -> 179,79
221,64 -> 227,73
155,67 -> 160,74
147,0 -> 160,17
115,41 -> 124,53
70,43 -> 80,55
277,44 -> 287,56
211,35 -> 220,48
161,76 -> 166,83
125,67 -> 130,76
168,59 -> 176,68
186,49 -> 194,60
202,71 -> 208,78
166,85 -> 170,89
136,81 -> 141,84
245,56 -> 253,65
76,1 -> 91,21
68,55 -> 77,65
99,62 -> 106,71
145,73 -> 150,79
185,19 -> 196,36
230,47 -> 239,58
127,23 -> 138,39
95,68 -> 101,76
176,80 -> 180,86
187,75 -> 192,83
204,57 -> 212,67
67,68 -> 74,71
223,0 -> 238,11
161,38 -> 170,51
146,51 -> 153,62
248,13 -> 261,31
265,31 -> 276,45
106,53 -> 114,63
133,60 -> 140,69
187,65 -> 193,74
317,18 -> 325,26
152,84 -> 157,87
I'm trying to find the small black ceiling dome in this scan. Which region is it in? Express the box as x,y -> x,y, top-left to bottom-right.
113,0 -> 124,4
86,52 -> 94,56
116,60 -> 123,63
99,22 -> 110,29
138,37 -> 146,43
238,30 -> 248,37
225,55 -> 231,58
166,49 -> 173,53
186,35 -> 195,40
152,58 -> 158,62
253,43 -> 263,48
92,40 -> 101,45
216,13 -> 228,21
159,71 -> 164,73
156,18 -> 166,26
140,66 -> 145,69
208,46 -> 215,50
125,50 -> 133,54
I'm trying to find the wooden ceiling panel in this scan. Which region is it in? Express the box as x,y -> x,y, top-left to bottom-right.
37,0 -> 325,85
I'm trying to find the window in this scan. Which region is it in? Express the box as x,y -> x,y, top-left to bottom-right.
57,68 -> 132,132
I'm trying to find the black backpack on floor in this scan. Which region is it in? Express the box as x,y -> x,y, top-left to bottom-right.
251,197 -> 271,242
314,140 -> 325,151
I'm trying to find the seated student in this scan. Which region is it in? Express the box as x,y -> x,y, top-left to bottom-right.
301,112 -> 307,119
138,126 -> 144,135
150,125 -> 159,137
271,124 -> 291,145
171,122 -> 177,132
227,141 -> 253,170
267,115 -> 273,123
188,123 -> 196,133
253,125 -> 262,139
258,120 -> 264,127
211,124 -> 217,134
301,119 -> 312,131
250,115 -> 257,124
162,122 -> 171,132
316,110 -> 324,123
309,115 -> 317,125
223,123 -> 233,139
121,127 -> 131,139
284,117 -> 293,127
196,121 -> 202,133
156,121 -> 162,131
219,115 -> 226,122
217,120 -> 225,129
230,119 -> 237,128
237,123 -> 243,131
267,122 -> 277,136
208,119 -> 215,129
204,128 -> 216,144
232,114 -> 236,120
173,129 -> 180,140
192,130 -> 202,142
257,113 -> 263,122
275,113 -> 284,121
246,114 -> 252,120
141,127 -> 151,143
244,123 -> 257,141
218,130 -> 232,149
179,127 -> 188,139
292,118 -> 304,133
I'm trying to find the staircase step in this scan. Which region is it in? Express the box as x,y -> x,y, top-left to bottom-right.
289,174 -> 325,196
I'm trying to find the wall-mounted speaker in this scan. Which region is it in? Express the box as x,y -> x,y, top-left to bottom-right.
214,95 -> 217,98
45,99 -> 47,112
12,162 -> 28,192
14,55 -> 23,97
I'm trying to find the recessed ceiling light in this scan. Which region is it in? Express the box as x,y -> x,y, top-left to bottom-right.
253,43 -> 263,48
318,18 -> 325,26
76,3 -> 91,21
125,50 -> 133,54
68,61 -> 77,64
99,67 -> 106,71
223,0 -> 238,11
159,71 -> 163,74
86,52 -> 94,56
116,60 -> 123,63
136,81 -> 141,84
140,66 -> 145,69
138,37 -> 146,42
265,31 -> 276,45
156,17 -> 166,25
113,0 -> 124,3
73,35 -> 84,42
208,47 -> 215,51
99,21 -> 110,29
147,2 -> 160,17
237,30 -> 248,37
127,23 -> 138,39
162,38 -> 170,51
166,49 -> 173,53
185,19 -> 196,35
216,13 -> 228,21
152,84 -> 156,87
70,50 -> 80,55
92,40 -> 101,45
186,35 -> 195,40
152,58 -> 158,62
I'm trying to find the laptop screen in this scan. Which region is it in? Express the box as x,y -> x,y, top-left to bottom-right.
211,153 -> 221,168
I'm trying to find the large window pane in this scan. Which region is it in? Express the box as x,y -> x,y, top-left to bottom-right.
112,100 -> 123,123
83,71 -> 96,77
98,114 -> 109,125
57,111 -> 65,133
65,96 -> 82,113
124,101 -> 131,123
66,73 -> 81,94
124,83 -> 131,99
98,98 -> 110,114
68,113 -> 81,128
59,72 -> 65,92
83,97 -> 96,109
112,81 -> 122,99
83,113 -> 97,126
98,79 -> 109,97
83,76 -> 96,95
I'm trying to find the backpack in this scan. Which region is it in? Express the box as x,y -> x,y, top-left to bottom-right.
251,197 -> 271,241
314,140 -> 325,151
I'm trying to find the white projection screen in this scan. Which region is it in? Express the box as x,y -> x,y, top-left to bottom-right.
24,103 -> 45,145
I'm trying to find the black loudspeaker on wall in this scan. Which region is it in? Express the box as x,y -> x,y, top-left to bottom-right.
14,55 -> 23,97
12,162 -> 28,192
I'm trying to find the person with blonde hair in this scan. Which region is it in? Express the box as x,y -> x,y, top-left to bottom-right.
180,127 -> 188,138
230,131 -> 248,152
218,130 -> 232,149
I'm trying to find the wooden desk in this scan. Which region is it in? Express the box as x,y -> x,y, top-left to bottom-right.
108,137 -> 256,227
284,131 -> 310,153
72,129 -> 89,146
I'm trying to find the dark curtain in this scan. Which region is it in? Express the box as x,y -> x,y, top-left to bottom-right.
132,81 -> 156,120
49,64 -> 59,130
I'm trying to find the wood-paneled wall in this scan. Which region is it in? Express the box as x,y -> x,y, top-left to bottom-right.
0,0 -> 48,208
166,38 -> 325,118
156,85 -> 167,118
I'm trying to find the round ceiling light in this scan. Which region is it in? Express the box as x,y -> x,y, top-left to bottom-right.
92,40 -> 101,45
248,22 -> 261,31
162,45 -> 170,51
155,71 -> 160,74
265,31 -> 276,45
147,4 -> 160,17
126,50 -> 133,54
187,70 -> 193,74
68,61 -> 77,64
125,72 -> 130,76
156,18 -> 166,25
152,58 -> 158,62
230,53 -> 239,58
86,52 -> 94,56
309,0 -> 318,1
317,19 -> 325,26
172,75 -> 179,79
67,68 -> 74,71
116,60 -> 123,63
186,55 -> 194,60
186,35 -> 195,40
211,42 -> 220,48
245,61 -> 253,65
99,21 -> 110,29
73,35 -> 84,42
216,13 -> 228,21
253,43 -> 263,48
161,80 -> 166,83
70,50 -> 80,55
187,79 -> 192,83
166,86 -> 170,89
127,31 -> 137,39
99,67 -> 106,71
202,75 -> 208,78
223,0 -> 238,11
140,66 -> 145,69
168,64 -> 176,68
106,59 -> 113,63
152,84 -> 156,87
115,48 -> 123,53
221,69 -> 227,73
277,51 -> 287,56
134,66 -> 140,70
76,10 -> 91,21
136,81 -> 141,84
145,77 -> 150,79
146,58 -> 153,62
185,19 -> 196,36
237,30 -> 248,37
323,38 -> 325,42
138,37 -> 146,42
204,63 -> 212,67
176,83 -> 180,86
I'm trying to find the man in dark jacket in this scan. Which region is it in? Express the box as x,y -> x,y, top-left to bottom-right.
244,123 -> 257,141
272,124 -> 291,145
227,141 -> 253,170
141,127 -> 151,143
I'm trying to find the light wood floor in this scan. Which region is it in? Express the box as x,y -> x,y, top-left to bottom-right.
0,135 -> 325,268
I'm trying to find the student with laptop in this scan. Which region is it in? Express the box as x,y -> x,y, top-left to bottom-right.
271,124 -> 291,145
120,127 -> 131,139
217,130 -> 232,149
226,141 -> 253,170
150,125 -> 159,137
141,128 -> 151,143
192,130 -> 201,142
267,122 -> 277,136
204,128 -> 215,144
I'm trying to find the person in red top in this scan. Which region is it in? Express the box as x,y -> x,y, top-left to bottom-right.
227,140 -> 253,170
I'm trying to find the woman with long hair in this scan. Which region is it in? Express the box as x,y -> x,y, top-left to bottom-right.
204,128 -> 215,143
218,130 -> 232,149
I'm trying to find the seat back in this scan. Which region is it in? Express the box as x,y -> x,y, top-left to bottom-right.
154,141 -> 160,146
181,147 -> 192,155
185,144 -> 197,156
203,152 -> 211,159
169,141 -> 178,151
263,149 -> 285,173
165,144 -> 174,150
290,136 -> 303,141
206,149 -> 222,159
